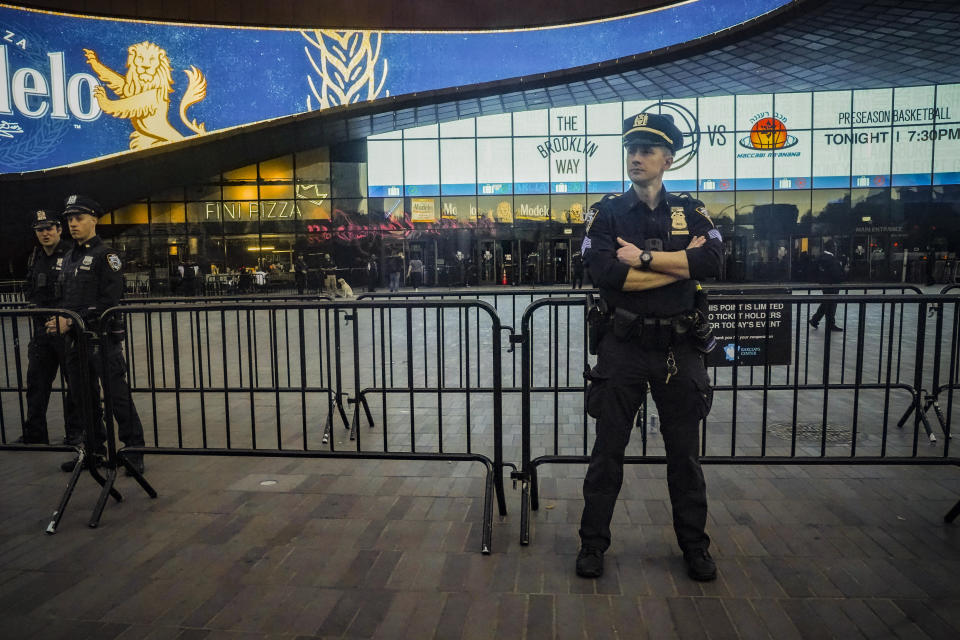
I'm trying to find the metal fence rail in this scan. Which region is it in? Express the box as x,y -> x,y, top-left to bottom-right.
0,308 -> 143,532
96,299 -> 507,553
514,294 -> 960,545
2,291 -> 957,548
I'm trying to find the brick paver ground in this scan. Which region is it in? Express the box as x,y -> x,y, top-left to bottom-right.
0,453 -> 957,639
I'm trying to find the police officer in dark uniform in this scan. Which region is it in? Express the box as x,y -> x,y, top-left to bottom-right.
809,239 -> 844,332
20,210 -> 81,444
47,195 -> 146,475
577,113 -> 723,581
571,250 -> 585,289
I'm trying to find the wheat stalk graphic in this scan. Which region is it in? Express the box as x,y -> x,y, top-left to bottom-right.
301,30 -> 389,110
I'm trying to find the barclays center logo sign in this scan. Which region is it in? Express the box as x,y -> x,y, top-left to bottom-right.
638,101 -> 701,172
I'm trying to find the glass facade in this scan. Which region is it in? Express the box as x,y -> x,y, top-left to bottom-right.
98,84 -> 960,292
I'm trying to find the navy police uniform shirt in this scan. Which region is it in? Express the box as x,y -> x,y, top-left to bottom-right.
582,187 -> 723,316
60,235 -> 125,329
26,241 -> 69,308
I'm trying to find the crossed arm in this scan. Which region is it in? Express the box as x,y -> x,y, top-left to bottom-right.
616,235 -> 706,291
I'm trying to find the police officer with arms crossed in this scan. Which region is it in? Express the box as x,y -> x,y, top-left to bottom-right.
577,113 -> 723,581
46,195 -> 146,475
20,210 -> 82,445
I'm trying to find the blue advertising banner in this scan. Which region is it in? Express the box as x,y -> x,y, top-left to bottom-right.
0,1 -> 791,172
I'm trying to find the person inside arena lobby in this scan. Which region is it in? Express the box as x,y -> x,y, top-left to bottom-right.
808,239 -> 845,332
577,112 -> 722,582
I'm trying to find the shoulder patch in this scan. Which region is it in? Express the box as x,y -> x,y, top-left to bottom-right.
695,206 -> 715,228
584,207 -> 600,235
107,253 -> 122,272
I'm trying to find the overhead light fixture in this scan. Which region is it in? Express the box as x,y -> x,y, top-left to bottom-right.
247,246 -> 275,251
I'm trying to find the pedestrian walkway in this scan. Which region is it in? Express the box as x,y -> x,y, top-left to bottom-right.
0,452 -> 957,638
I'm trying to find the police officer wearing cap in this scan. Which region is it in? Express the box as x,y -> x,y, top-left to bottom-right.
20,210 -> 82,445
46,195 -> 146,475
576,113 -> 723,581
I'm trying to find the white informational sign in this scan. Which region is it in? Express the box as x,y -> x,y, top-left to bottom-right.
367,83 -> 960,205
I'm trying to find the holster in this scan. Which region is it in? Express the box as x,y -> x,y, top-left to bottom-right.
585,294 -> 610,355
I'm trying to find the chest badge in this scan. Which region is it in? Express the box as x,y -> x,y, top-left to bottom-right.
81,255 -> 94,266
56,257 -> 63,268
670,207 -> 688,231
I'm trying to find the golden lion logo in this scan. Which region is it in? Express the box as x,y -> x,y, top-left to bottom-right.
83,42 -> 207,150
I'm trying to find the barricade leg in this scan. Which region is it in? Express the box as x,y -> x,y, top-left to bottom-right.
896,392 -> 936,443
946,499 -> 960,524
481,461 -> 494,554
321,413 -> 332,445
360,394 -> 374,428
45,448 -> 87,534
494,468 -> 507,517
529,464 -> 540,511
336,393 -> 350,429
117,450 -> 157,497
347,393 -> 375,441
88,467 -> 119,528
88,449 -> 156,528
520,479 -> 530,546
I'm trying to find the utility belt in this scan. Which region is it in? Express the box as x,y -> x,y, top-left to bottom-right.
612,308 -> 681,344
586,295 -> 715,354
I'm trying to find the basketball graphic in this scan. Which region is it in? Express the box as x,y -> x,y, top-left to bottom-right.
750,118 -> 787,149
739,115 -> 798,150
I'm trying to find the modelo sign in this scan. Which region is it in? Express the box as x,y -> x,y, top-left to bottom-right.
0,1 -> 792,172
0,47 -> 98,120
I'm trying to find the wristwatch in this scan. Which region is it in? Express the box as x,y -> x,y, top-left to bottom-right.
638,250 -> 653,270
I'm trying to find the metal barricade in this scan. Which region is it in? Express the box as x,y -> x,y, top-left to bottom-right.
0,307 -> 137,532
95,299 -> 507,553
358,285 -> 922,389
514,294 -> 960,546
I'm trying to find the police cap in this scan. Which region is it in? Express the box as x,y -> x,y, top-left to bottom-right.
622,112 -> 684,154
31,209 -> 60,230
63,194 -> 105,218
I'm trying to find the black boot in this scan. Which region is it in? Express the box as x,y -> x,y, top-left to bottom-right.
575,547 -> 604,578
683,548 -> 717,581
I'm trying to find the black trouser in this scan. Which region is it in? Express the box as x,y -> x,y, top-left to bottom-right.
64,334 -> 145,450
24,333 -> 81,444
580,332 -> 713,553
811,287 -> 840,326
573,272 -> 584,289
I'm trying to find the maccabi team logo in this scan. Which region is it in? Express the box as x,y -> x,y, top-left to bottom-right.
83,42 -> 207,149
739,115 -> 798,151
638,101 -> 701,171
